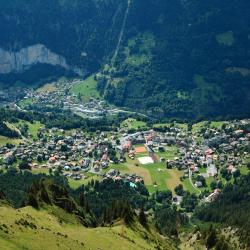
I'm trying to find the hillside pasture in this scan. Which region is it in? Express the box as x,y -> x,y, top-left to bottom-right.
121,118 -> 147,130
0,136 -> 22,146
70,75 -> 100,101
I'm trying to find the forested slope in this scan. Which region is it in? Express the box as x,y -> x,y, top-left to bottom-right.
102,0 -> 250,119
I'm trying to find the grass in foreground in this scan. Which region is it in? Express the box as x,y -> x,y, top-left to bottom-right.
0,205 -> 172,250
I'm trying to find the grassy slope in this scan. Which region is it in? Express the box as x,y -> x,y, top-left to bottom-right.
121,118 -> 147,130
14,120 -> 43,139
0,136 -> 22,146
18,98 -> 37,109
216,31 -> 234,46
68,175 -> 100,189
70,75 -> 100,101
36,83 -> 57,93
0,205 -> 174,250
125,32 -> 155,67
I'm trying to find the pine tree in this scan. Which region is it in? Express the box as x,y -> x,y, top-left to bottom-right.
139,204 -> 147,227
206,226 -> 217,249
79,193 -> 85,207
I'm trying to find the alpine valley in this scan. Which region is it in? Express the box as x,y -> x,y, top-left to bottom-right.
0,1 -> 250,250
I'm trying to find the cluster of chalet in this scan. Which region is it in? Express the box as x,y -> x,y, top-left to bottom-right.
0,119 -> 249,202
102,169 -> 143,188
0,87 -> 27,106
24,80 -> 73,108
119,120 -> 249,199
166,121 -> 249,189
0,127 -> 121,181
23,80 -> 117,119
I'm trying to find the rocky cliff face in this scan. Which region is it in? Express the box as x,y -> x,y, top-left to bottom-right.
0,44 -> 84,76
0,0 -> 125,78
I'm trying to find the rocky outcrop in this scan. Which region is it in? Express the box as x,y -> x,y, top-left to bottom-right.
0,44 -> 85,76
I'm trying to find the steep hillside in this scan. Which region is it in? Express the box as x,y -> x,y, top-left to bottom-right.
0,0 -> 127,78
0,178 -> 175,250
102,0 -> 250,119
0,205 -> 173,250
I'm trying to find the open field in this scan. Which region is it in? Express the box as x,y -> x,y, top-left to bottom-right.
182,178 -> 200,194
33,169 -> 100,190
117,159 -> 153,186
0,136 -> 22,146
156,146 -> 179,160
108,152 -> 201,194
126,164 -> 152,186
14,120 -> 44,139
121,118 -> 147,130
192,121 -> 226,133
216,31 -> 234,46
126,54 -> 148,66
240,166 -> 249,175
153,120 -> 226,134
70,75 -> 100,101
6,120 -> 43,139
210,121 -> 226,129
18,98 -> 35,109
166,169 -> 183,193
68,175 -> 100,189
192,121 -> 207,133
109,163 -> 130,173
142,163 -> 170,192
32,168 -> 50,175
